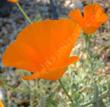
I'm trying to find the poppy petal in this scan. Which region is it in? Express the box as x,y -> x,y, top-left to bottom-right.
41,22 -> 80,71
95,8 -> 108,24
2,41 -> 42,72
84,4 -> 95,18
22,56 -> 79,80
83,26 -> 98,34
22,67 -> 65,80
68,9 -> 83,24
17,19 -> 80,59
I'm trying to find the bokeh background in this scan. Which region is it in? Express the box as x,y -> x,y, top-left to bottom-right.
0,0 -> 110,107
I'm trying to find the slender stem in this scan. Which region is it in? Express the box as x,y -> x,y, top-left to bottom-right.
16,2 -> 32,24
58,79 -> 74,105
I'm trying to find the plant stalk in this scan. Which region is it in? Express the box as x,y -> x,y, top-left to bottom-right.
16,2 -> 32,24
58,79 -> 74,105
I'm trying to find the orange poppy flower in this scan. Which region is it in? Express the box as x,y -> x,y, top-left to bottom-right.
0,100 -> 4,107
2,19 -> 81,80
7,0 -> 18,3
68,3 -> 108,34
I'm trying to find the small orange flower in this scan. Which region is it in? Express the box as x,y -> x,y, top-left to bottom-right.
7,0 -> 18,3
2,19 -> 81,80
0,100 -> 4,107
68,3 -> 108,34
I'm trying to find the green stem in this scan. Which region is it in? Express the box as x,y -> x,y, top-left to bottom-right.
58,79 -> 74,105
16,2 -> 32,24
